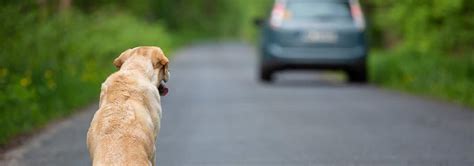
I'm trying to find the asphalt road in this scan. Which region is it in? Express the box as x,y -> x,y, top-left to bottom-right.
2,42 -> 473,166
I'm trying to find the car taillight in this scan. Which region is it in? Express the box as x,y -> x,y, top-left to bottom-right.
350,0 -> 365,30
270,1 -> 287,28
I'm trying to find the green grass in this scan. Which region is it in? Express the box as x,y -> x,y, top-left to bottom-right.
369,51 -> 474,108
0,9 -> 178,145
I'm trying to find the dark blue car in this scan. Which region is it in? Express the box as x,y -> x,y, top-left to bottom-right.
256,0 -> 368,83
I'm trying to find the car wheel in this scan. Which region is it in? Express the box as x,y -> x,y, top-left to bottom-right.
347,64 -> 368,83
259,65 -> 274,83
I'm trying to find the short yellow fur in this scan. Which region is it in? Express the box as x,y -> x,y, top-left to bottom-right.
87,46 -> 169,166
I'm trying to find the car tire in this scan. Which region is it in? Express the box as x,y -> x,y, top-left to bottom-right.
259,65 -> 274,83
347,63 -> 368,83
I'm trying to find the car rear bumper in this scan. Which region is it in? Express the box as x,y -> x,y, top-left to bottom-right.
261,44 -> 367,70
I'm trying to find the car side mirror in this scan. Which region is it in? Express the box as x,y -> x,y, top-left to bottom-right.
253,18 -> 264,27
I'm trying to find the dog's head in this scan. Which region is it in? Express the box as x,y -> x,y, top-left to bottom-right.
114,46 -> 170,96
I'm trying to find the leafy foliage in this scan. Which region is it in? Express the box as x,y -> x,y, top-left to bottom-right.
155,0 -> 272,38
0,5 -> 174,145
364,0 -> 474,55
370,51 -> 474,107
364,0 -> 474,108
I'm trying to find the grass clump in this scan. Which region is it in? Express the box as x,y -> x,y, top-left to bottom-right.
370,51 -> 474,108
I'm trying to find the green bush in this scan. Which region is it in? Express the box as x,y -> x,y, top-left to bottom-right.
364,0 -> 474,109
0,7 -> 174,145
365,0 -> 474,55
370,51 -> 474,108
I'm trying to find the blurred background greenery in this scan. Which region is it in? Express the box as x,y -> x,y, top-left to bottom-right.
0,0 -> 473,146
363,0 -> 474,109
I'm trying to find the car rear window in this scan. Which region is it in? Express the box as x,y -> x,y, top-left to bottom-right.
287,1 -> 351,21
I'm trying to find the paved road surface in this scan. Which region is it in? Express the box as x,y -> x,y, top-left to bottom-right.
2,42 -> 473,166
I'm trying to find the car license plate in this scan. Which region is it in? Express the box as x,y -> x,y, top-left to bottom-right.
304,31 -> 338,43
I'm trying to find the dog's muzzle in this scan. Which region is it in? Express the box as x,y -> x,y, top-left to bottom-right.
158,80 -> 168,96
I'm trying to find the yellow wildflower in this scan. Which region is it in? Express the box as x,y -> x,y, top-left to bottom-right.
20,77 -> 31,87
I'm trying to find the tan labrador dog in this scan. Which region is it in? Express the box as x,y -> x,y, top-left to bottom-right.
87,46 -> 170,166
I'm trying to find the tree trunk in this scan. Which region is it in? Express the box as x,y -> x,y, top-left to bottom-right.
59,0 -> 72,12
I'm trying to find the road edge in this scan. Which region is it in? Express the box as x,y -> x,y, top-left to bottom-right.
0,103 -> 97,166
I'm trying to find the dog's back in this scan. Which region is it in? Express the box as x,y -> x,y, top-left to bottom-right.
87,46 -> 169,166
87,72 -> 158,165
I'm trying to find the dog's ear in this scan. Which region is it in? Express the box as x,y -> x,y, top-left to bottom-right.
113,48 -> 134,69
162,63 -> 170,82
150,47 -> 168,69
147,47 -> 170,82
